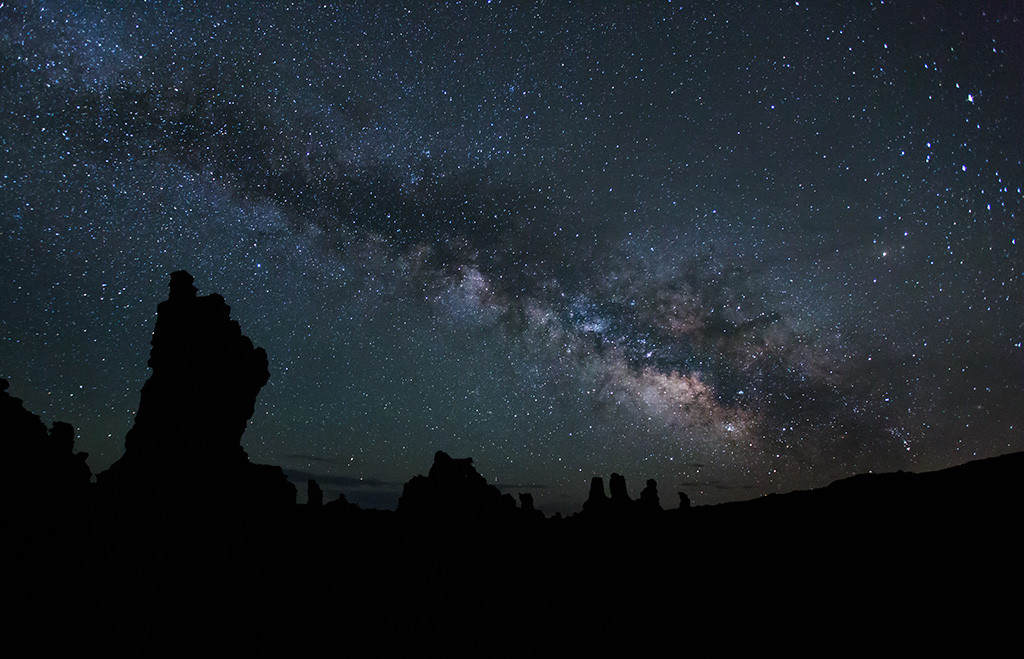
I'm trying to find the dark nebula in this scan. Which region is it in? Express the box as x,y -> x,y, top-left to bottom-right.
1,0 -> 1021,512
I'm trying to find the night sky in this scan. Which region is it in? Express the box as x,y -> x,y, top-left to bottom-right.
2,0 -> 1022,513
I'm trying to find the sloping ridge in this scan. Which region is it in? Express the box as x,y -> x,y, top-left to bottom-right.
702,450 -> 1024,529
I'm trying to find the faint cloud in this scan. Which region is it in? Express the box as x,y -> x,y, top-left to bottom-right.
282,453 -> 345,466
494,482 -> 548,490
282,467 -> 399,490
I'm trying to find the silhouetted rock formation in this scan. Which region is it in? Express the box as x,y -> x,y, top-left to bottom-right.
97,271 -> 295,508
323,491 -> 361,514
582,476 -> 609,515
677,492 -> 691,510
518,492 -> 544,520
639,478 -> 661,513
0,378 -> 91,503
396,450 -> 515,522
308,479 -> 323,507
3,379 -> 92,659
608,472 -> 634,513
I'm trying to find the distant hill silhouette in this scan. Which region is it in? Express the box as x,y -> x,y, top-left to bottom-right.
96,271 -> 294,509
695,450 -> 1024,524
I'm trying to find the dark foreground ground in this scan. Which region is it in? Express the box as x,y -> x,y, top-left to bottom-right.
6,452 -> 1022,657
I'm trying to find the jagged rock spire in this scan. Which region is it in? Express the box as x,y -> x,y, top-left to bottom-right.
98,271 -> 294,507
583,476 -> 609,514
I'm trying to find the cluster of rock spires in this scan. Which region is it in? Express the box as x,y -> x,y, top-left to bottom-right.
397,450 -> 517,521
393,451 -> 687,522
581,473 -> 689,518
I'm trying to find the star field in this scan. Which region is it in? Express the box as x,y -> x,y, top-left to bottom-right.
1,0 -> 1021,512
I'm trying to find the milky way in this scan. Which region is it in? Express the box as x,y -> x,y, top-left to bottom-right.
2,1 -> 1022,511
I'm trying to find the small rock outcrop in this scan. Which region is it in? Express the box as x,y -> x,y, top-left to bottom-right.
324,491 -> 358,512
0,379 -> 91,503
397,450 -> 515,521
582,476 -> 609,515
609,472 -> 632,511
307,479 -> 323,507
639,478 -> 661,513
97,271 -> 295,508
518,492 -> 544,521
